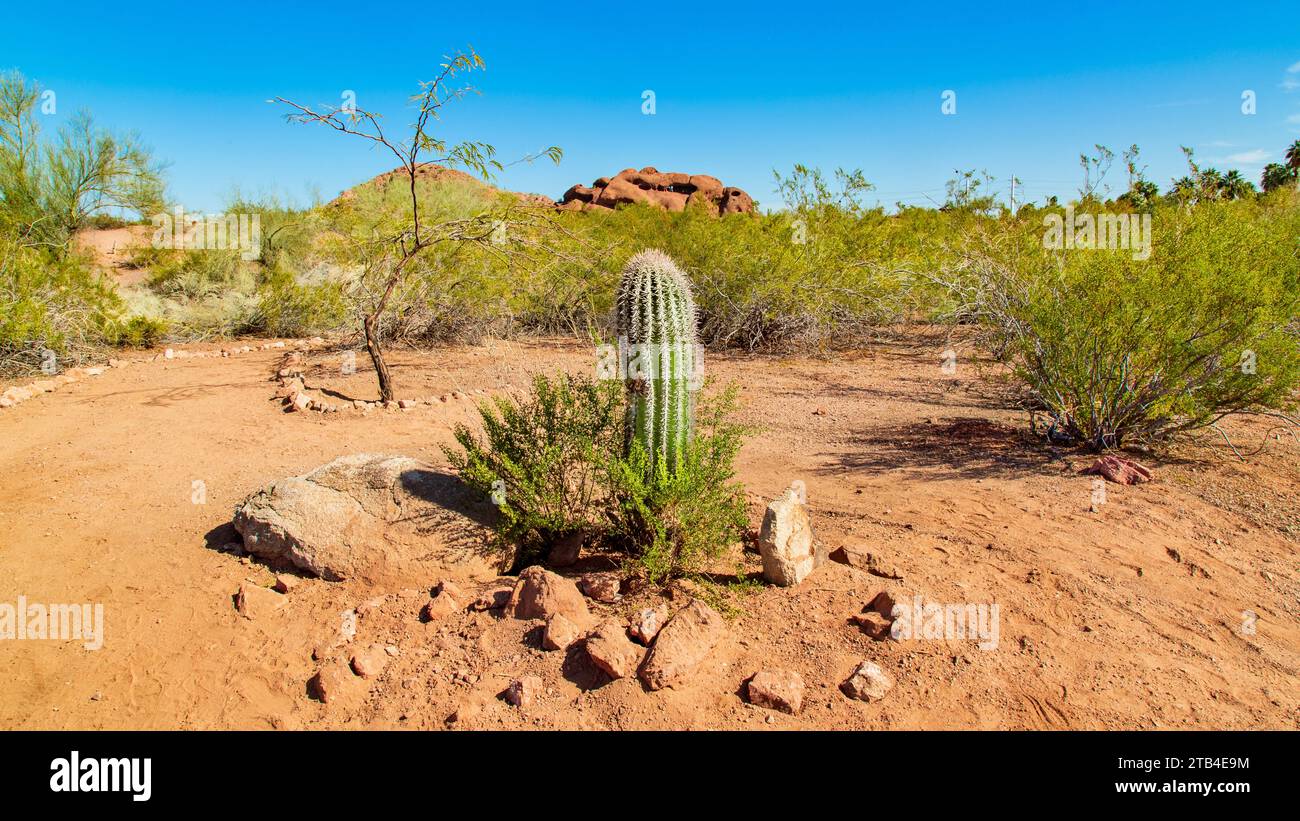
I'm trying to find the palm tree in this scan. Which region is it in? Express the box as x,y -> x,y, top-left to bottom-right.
1286,139 -> 1300,173
1220,169 -> 1255,200
1169,176 -> 1197,203
1261,162 -> 1296,192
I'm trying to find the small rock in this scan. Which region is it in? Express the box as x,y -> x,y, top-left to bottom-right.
747,669 -> 805,715
841,661 -> 894,702
308,662 -> 356,703
509,566 -> 590,622
629,605 -> 669,645
542,613 -> 580,651
852,610 -> 893,640
422,593 -> 460,622
758,489 -> 826,586
547,532 -> 583,567
433,579 -> 465,600
504,675 -> 543,707
1080,455 -> 1153,485
585,620 -> 643,679
580,572 -> 622,603
398,399 -> 416,409
234,583 -> 285,619
639,599 -> 726,691
273,574 -> 302,594
867,590 -> 900,617
350,644 -> 389,678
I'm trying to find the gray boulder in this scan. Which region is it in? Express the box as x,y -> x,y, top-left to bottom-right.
233,453 -> 494,582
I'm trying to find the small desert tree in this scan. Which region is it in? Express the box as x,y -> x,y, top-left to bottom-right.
274,50 -> 561,402
0,70 -> 165,251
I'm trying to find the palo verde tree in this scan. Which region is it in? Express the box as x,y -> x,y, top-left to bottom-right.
274,50 -> 561,402
0,70 -> 165,251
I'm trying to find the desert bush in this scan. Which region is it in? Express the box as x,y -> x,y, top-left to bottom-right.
950,198 -> 1300,449
444,372 -> 749,582
604,388 -> 749,584
249,266 -> 350,338
147,249 -> 252,299
0,237 -> 122,372
103,314 -> 169,348
444,373 -> 624,570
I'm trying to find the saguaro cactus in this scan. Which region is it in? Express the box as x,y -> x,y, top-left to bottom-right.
615,250 -> 702,472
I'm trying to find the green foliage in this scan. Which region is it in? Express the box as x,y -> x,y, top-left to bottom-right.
0,70 -> 164,250
251,266 -> 349,338
103,314 -> 168,348
955,196 -> 1300,449
605,388 -> 749,584
445,373 -> 624,570
147,249 -> 249,299
444,373 -> 748,582
0,237 -> 122,370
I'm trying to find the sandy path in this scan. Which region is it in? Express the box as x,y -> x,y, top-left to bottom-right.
0,337 -> 1296,729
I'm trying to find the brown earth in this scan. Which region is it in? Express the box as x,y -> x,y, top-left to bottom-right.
72,225 -> 154,286
0,334 -> 1296,730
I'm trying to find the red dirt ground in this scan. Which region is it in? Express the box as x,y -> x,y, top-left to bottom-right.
0,335 -> 1296,729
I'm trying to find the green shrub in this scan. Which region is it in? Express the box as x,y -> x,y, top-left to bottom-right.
104,314 -> 169,348
444,373 -> 624,570
957,199 -> 1300,449
444,373 -> 749,583
250,266 -> 349,337
147,249 -> 249,299
0,239 -> 122,372
605,388 -> 749,584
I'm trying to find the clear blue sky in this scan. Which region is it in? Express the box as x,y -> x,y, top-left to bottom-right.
4,1 -> 1298,212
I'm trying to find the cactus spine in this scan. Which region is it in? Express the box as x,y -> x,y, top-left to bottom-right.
615,250 -> 701,472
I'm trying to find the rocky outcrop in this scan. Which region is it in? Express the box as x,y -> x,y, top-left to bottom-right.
557,167 -> 755,216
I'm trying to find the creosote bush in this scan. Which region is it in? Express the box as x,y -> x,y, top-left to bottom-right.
605,387 -> 749,584
948,197 -> 1300,449
445,373 -> 624,571
445,373 -> 749,583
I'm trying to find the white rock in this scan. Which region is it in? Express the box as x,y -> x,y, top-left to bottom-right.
758,489 -> 825,586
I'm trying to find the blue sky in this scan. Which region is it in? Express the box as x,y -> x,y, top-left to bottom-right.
3,1 -> 1298,212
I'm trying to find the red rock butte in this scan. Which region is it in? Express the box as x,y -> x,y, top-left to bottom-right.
558,167 -> 756,215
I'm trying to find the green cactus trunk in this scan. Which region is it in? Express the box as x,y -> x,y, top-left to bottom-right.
615,250 -> 701,473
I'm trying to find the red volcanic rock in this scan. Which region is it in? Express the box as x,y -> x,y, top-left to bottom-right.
558,167 -> 755,216
1079,455 -> 1153,485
